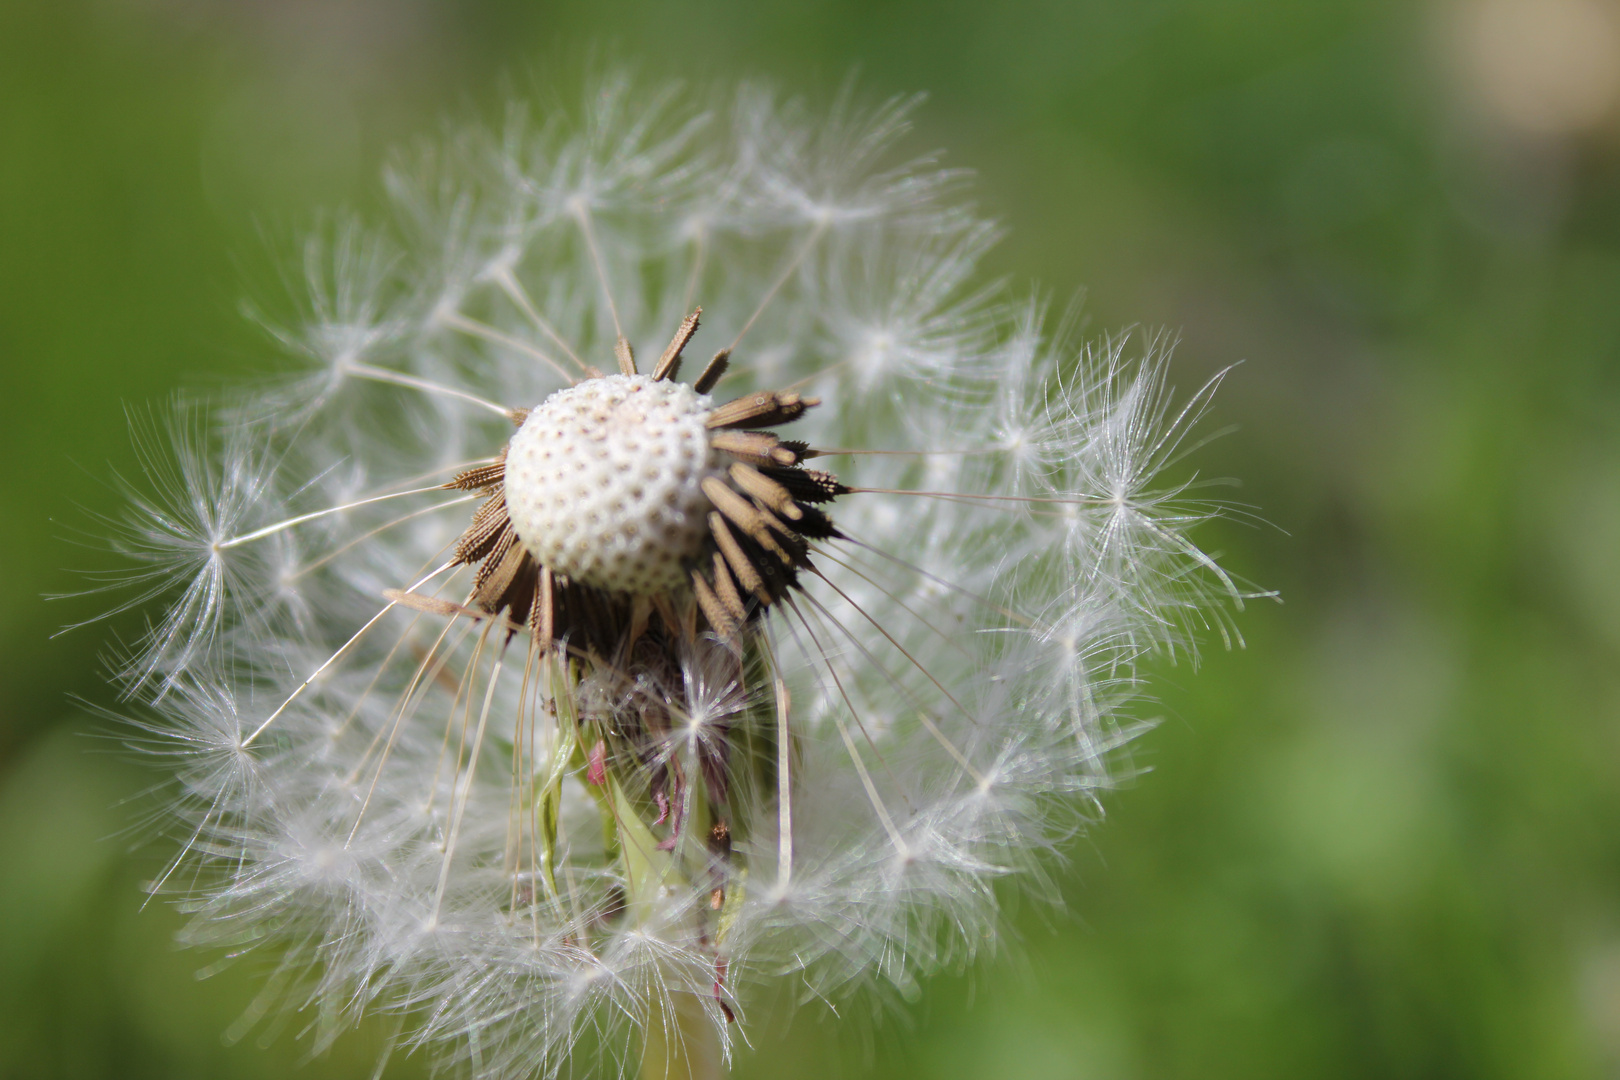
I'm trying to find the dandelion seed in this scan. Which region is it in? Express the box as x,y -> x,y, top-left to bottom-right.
99,77 -> 1254,1079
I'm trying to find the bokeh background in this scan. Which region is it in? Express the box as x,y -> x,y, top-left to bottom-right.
4,0 -> 1619,1077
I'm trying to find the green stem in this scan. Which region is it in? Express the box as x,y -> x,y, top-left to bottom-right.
640,990 -> 724,1080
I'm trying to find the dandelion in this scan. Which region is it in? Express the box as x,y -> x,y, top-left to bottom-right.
105,76 -> 1249,1079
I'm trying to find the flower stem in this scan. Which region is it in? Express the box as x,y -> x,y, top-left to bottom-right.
640,992 -> 724,1080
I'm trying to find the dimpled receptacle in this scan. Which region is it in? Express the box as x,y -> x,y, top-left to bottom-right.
504,374 -> 719,594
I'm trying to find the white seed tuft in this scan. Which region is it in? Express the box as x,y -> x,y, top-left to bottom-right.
504,374 -> 718,594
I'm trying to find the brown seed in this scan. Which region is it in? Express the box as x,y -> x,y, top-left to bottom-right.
710,551 -> 748,623
762,466 -> 847,504
709,512 -> 770,602
445,460 -> 507,492
729,462 -> 803,520
710,429 -> 787,466
705,390 -> 816,430
691,568 -> 739,637
693,348 -> 731,394
702,477 -> 794,563
472,540 -> 527,610
532,567 -> 555,643
455,493 -> 512,564
652,307 -> 701,381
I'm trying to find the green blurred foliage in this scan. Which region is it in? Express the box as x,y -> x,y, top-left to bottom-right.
2,0 -> 1617,1077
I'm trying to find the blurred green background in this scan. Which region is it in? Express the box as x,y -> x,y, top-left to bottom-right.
4,0 -> 1619,1077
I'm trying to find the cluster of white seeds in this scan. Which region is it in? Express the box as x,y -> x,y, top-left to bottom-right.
503,374 -> 719,594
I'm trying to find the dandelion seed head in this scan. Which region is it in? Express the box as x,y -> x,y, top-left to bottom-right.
90,76 -> 1259,1079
